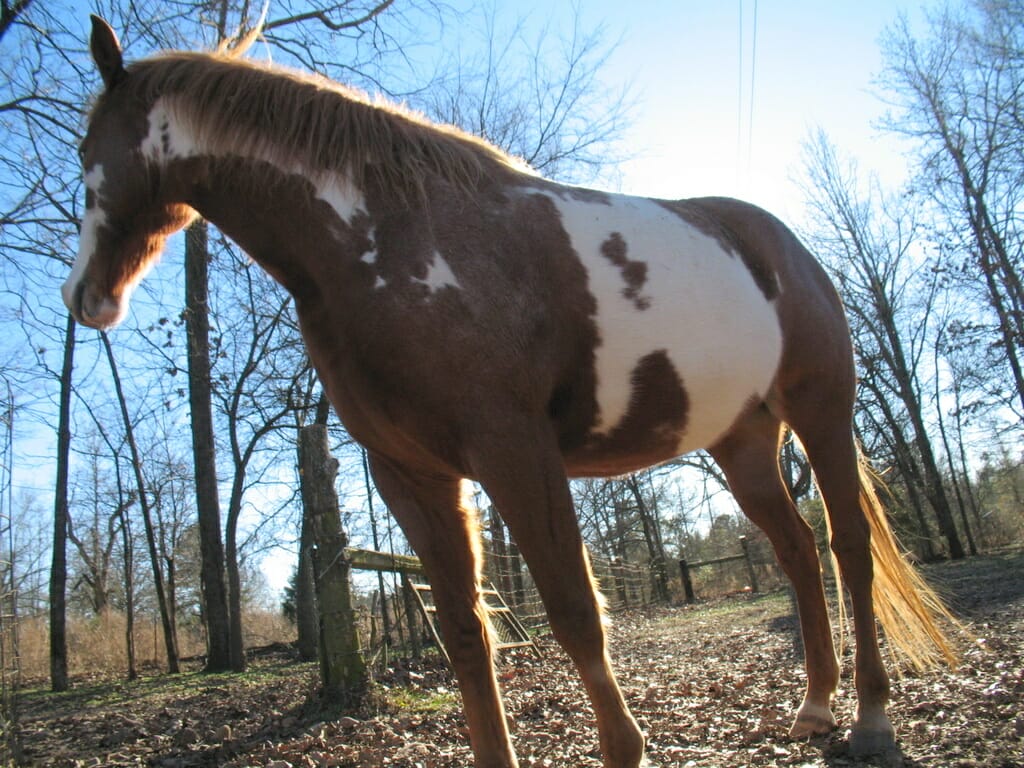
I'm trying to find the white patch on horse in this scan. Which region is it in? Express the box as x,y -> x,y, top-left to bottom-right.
141,99 -> 200,160
414,250 -> 460,293
359,225 -> 379,266
315,175 -> 367,227
61,165 -> 108,309
545,191 -> 783,452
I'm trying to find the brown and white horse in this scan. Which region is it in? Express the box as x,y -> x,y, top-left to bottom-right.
64,17 -> 955,767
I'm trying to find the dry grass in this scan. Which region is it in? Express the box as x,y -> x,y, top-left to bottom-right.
16,610 -> 296,683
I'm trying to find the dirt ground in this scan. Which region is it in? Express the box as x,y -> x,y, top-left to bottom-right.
15,552 -> 1024,767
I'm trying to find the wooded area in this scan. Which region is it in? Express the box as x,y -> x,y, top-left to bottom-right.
0,0 -> 1021,761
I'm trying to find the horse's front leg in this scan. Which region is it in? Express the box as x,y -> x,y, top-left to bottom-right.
368,454 -> 518,768
468,423 -> 645,768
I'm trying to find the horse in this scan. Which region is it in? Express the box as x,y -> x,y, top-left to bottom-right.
64,16 -> 955,767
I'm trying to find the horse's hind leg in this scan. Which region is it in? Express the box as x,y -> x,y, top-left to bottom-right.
709,405 -> 840,737
367,454 -> 518,768
468,423 -> 645,768
785,409 -> 896,754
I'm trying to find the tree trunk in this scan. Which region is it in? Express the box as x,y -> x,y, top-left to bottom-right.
225,478 -> 247,672
295,502 -> 319,661
952,378 -> 985,547
296,394 -> 327,661
102,332 -> 180,673
934,341 -> 977,556
119,508 -> 137,680
874,291 -> 965,559
299,424 -> 366,708
625,474 -> 668,602
861,382 -> 938,561
185,220 -> 232,672
49,314 -> 74,692
361,449 -> 391,663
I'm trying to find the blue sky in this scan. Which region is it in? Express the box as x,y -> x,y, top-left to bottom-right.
519,0 -> 924,220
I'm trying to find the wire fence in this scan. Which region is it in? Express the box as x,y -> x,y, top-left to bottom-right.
352,536 -> 785,668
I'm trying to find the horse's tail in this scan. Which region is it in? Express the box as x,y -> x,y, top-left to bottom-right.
851,456 -> 960,673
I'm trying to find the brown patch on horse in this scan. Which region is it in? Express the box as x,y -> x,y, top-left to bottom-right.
566,350 -> 689,475
600,232 -> 650,310
656,199 -> 780,301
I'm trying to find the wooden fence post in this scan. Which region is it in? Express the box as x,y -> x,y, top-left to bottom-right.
739,535 -> 760,593
679,559 -> 695,604
401,574 -> 422,659
300,424 -> 366,709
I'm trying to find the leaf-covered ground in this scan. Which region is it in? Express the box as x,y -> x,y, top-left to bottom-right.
16,552 -> 1024,767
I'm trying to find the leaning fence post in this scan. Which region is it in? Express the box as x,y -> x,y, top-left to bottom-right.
679,558 -> 695,603
739,535 -> 760,593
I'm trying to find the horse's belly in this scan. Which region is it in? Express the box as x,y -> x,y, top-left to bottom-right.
561,325 -> 781,477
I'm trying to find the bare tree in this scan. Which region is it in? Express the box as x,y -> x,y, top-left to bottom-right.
214,254 -> 310,671
101,332 -> 182,672
420,4 -> 633,185
878,1 -> 1024,418
800,130 -> 965,559
0,1 -> 33,42
48,316 -> 74,692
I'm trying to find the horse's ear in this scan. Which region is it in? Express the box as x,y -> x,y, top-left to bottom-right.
90,15 -> 126,89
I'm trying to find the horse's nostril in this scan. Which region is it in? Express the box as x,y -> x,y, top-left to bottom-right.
72,280 -> 88,322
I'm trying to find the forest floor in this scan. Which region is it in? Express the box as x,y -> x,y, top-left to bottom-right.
15,551 -> 1024,767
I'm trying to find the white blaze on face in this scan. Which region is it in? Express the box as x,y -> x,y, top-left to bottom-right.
547,191 -> 784,453
61,165 -> 108,313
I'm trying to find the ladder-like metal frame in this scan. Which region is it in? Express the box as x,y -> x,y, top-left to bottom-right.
403,575 -> 542,665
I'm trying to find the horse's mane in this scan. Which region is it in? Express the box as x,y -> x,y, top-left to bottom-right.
119,51 -> 524,197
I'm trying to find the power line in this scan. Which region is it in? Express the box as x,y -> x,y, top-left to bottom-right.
748,0 -> 759,176
737,0 -> 744,172
736,0 -> 760,182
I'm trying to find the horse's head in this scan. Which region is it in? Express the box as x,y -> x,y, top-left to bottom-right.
62,16 -> 197,329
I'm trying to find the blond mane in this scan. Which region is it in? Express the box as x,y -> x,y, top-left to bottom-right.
119,51 -> 524,198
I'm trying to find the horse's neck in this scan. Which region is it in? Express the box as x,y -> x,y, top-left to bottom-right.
187,157 -> 368,296
152,100 -> 369,294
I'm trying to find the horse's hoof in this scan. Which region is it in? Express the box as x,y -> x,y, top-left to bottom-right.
848,722 -> 897,757
789,715 -> 836,739
789,702 -> 837,738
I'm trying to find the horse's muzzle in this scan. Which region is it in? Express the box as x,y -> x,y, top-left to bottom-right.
63,278 -> 123,330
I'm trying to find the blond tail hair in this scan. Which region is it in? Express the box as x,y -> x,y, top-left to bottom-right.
826,455 -> 960,673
